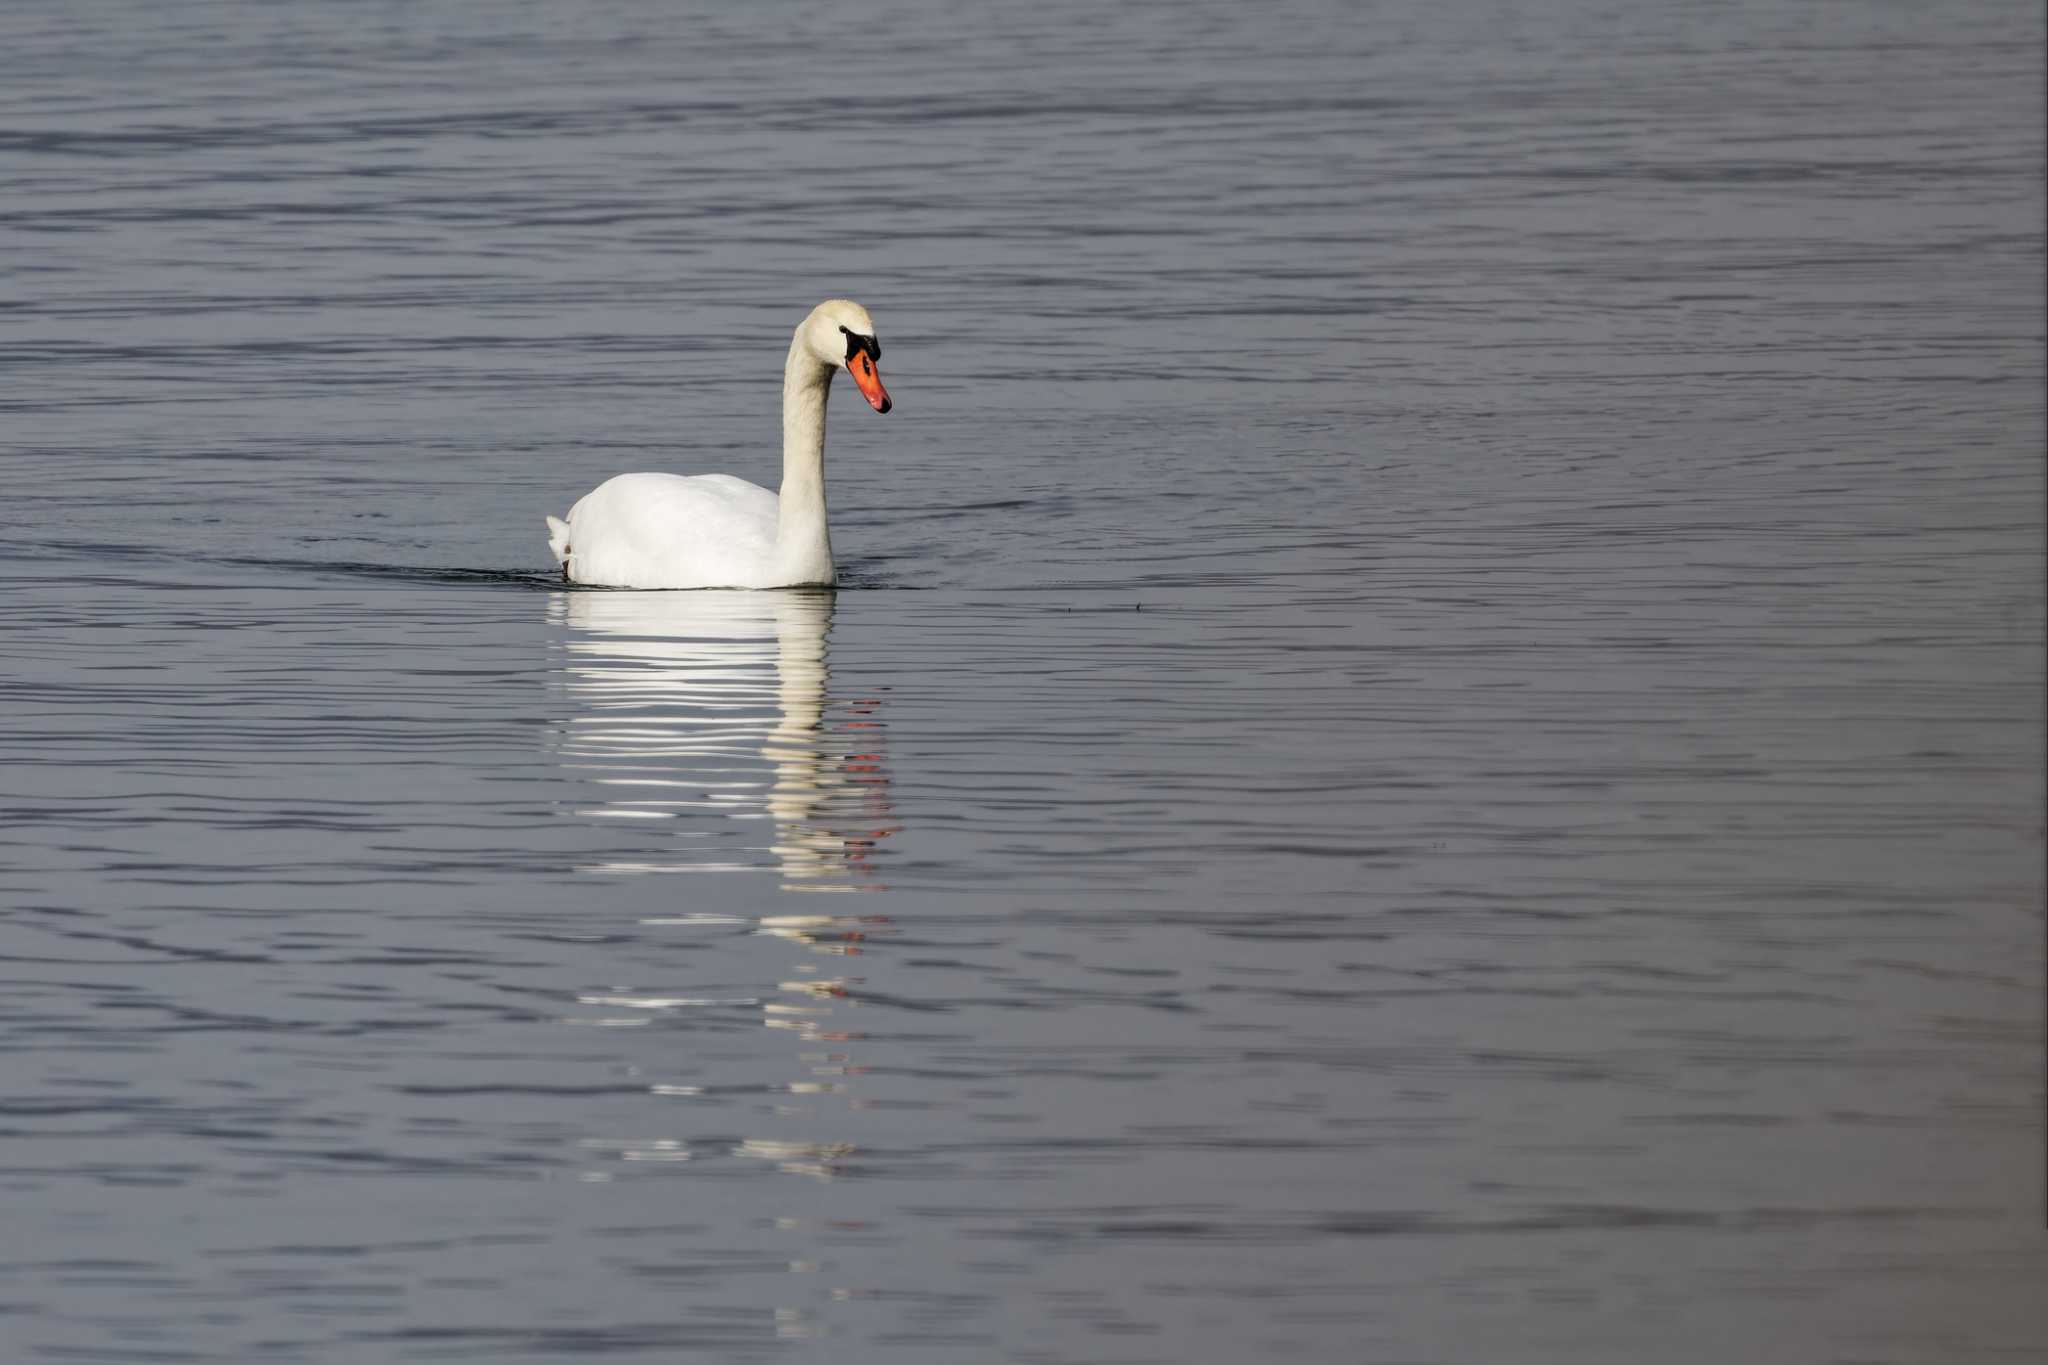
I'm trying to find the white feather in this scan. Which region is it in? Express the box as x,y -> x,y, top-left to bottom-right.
550,473 -> 779,589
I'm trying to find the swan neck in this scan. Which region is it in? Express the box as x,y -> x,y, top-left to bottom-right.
777,337 -> 835,583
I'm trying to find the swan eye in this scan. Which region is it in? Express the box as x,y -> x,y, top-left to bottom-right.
838,325 -> 880,363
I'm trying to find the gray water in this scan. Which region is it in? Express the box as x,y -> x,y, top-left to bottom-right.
3,1 -> 2044,1361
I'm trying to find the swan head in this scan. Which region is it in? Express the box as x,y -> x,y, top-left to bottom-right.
800,299 -> 891,414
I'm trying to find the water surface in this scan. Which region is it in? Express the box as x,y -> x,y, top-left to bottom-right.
2,1 -> 2044,1361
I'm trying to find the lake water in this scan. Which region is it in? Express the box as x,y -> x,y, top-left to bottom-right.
2,1 -> 2043,1361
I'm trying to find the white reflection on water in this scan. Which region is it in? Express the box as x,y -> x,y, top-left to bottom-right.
549,588 -> 898,892
550,589 -> 895,1184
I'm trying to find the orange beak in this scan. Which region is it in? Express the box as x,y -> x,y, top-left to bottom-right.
846,350 -> 891,413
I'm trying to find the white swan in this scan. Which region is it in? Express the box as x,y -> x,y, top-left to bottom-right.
545,299 -> 891,589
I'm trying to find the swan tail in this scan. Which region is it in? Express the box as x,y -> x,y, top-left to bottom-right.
545,515 -> 573,570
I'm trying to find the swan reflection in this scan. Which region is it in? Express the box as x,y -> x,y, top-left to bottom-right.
551,588 -> 890,1199
550,589 -> 896,891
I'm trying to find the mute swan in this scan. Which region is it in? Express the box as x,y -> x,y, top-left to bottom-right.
545,299 -> 891,589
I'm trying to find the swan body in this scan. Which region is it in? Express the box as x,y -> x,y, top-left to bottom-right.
546,300 -> 890,589
547,473 -> 781,588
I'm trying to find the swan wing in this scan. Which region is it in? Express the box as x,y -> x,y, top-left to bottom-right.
551,472 -> 779,588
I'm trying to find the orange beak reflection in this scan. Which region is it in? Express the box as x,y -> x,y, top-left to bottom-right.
846,350 -> 891,414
